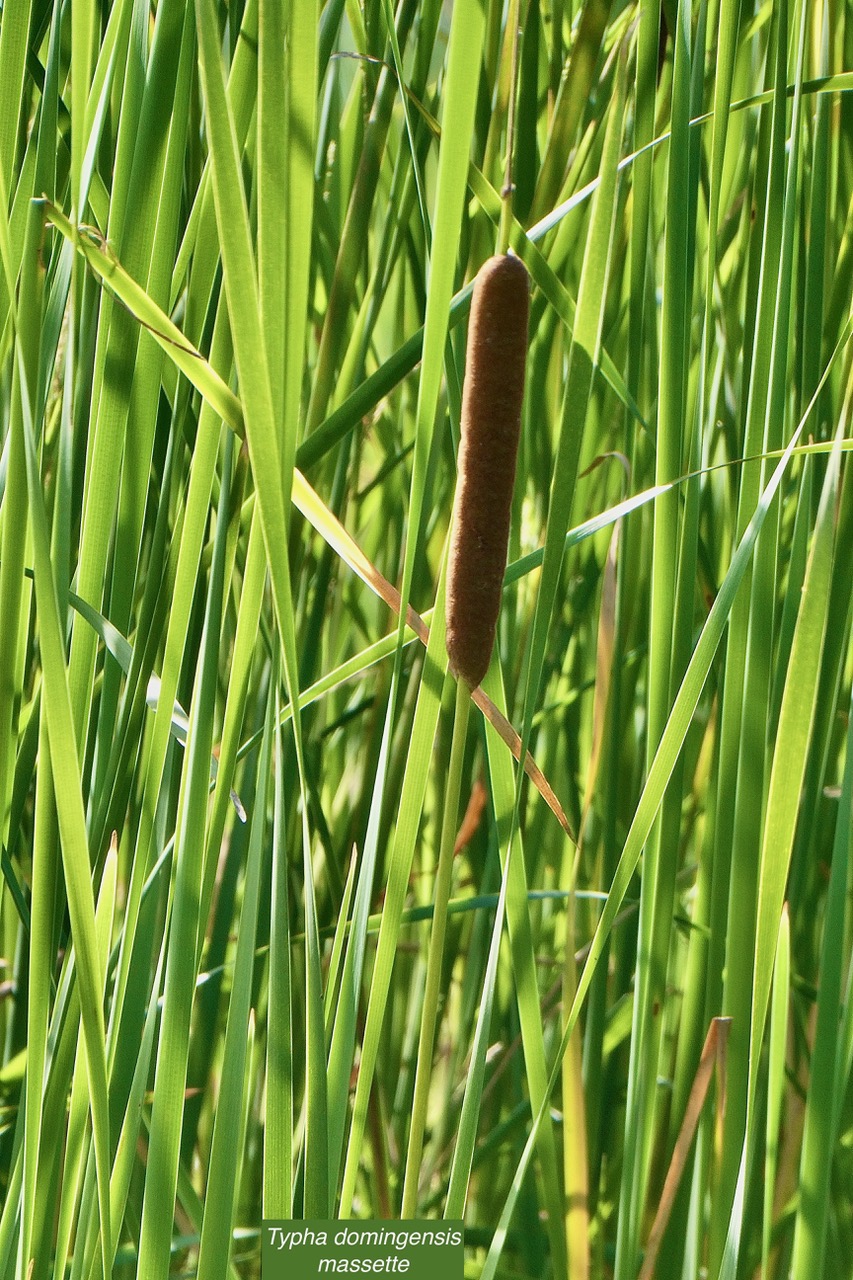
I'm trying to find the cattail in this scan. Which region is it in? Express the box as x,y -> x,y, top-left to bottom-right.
446,253 -> 530,689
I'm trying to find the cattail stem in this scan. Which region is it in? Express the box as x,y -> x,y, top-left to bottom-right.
499,0 -> 522,253
401,675 -> 472,1217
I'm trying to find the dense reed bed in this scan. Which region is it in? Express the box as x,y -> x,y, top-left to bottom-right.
0,0 -> 852,1277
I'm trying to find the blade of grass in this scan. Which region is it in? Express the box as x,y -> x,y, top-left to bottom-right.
790,676 -> 853,1276
197,677 -> 272,1279
136,434 -> 232,1277
0,168 -> 112,1280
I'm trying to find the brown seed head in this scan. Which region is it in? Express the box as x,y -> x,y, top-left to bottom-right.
446,254 -> 530,689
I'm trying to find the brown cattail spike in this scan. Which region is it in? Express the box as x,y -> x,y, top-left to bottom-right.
446,253 -> 530,689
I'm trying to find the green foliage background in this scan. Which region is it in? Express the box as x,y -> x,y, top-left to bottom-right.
0,0 -> 852,1276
